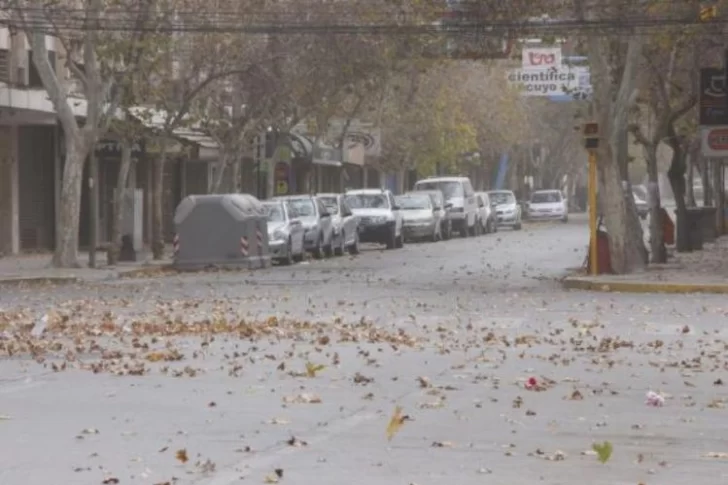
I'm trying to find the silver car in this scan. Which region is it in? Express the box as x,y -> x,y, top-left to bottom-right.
274,195 -> 335,259
262,201 -> 306,265
488,190 -> 522,230
475,192 -> 498,234
396,193 -> 442,242
407,189 -> 453,240
316,193 -> 361,255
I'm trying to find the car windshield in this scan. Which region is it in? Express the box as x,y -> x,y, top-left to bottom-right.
263,203 -> 285,222
318,197 -> 339,214
285,198 -> 315,218
415,181 -> 463,199
531,192 -> 562,203
345,193 -> 389,209
396,195 -> 431,210
488,192 -> 515,205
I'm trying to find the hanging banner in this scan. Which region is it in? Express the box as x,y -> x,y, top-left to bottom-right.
507,66 -> 591,97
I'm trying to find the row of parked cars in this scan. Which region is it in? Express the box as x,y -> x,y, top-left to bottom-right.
260,176 -> 565,265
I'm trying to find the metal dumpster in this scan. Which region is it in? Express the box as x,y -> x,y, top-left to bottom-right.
173,194 -> 271,270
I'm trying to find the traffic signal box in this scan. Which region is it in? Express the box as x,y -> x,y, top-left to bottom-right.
583,122 -> 599,150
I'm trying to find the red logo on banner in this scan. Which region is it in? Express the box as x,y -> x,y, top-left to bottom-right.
528,52 -> 556,66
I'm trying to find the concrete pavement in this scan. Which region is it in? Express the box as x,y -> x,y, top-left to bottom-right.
2,219 -> 728,485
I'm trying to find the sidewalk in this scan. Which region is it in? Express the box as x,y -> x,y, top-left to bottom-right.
0,251 -> 173,284
563,236 -> 728,294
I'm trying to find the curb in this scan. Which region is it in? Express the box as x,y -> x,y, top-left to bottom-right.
0,276 -> 80,286
118,265 -> 177,278
562,276 -> 728,295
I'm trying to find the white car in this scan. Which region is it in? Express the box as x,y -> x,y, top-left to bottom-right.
475,192 -> 497,234
488,190 -> 522,230
262,200 -> 306,265
344,189 -> 404,249
528,190 -> 569,223
412,176 -> 478,237
316,193 -> 361,255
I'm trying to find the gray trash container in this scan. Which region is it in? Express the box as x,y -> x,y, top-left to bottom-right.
173,194 -> 271,270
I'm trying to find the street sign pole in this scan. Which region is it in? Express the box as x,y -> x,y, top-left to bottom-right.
588,150 -> 598,276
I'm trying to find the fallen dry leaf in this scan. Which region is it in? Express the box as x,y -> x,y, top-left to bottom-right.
283,393 -> 322,404
305,362 -> 325,377
417,376 -> 431,388
704,452 -> 728,459
386,406 -> 410,441
175,449 -> 189,463
287,436 -> 308,447
568,389 -> 584,400
102,479 -> 120,485
431,441 -> 454,448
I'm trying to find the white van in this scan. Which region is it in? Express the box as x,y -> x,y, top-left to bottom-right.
412,176 -> 478,237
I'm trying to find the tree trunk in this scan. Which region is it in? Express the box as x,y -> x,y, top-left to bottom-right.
53,133 -> 87,268
668,137 -> 689,252
210,150 -> 231,194
701,156 -> 713,206
588,35 -> 646,273
686,156 -> 695,208
644,145 -> 666,263
151,137 -> 168,260
108,138 -> 133,265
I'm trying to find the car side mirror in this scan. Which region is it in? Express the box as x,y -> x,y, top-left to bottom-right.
290,218 -> 302,225
444,202 -> 453,209
320,211 -> 330,218
392,205 -> 400,211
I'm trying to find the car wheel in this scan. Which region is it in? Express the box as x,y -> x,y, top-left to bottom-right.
459,223 -> 468,238
323,235 -> 334,257
280,238 -> 294,265
334,232 -> 345,256
312,234 -> 324,259
348,230 -> 360,255
386,226 -> 396,249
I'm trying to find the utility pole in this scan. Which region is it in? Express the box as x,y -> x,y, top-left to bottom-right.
583,122 -> 600,275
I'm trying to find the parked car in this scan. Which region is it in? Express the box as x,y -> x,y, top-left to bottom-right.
262,200 -> 306,265
316,193 -> 361,255
412,176 -> 478,237
475,192 -> 497,234
396,193 -> 442,242
632,191 -> 648,219
528,190 -> 569,223
274,195 -> 335,259
406,189 -> 453,240
344,188 -> 404,249
487,190 -> 522,230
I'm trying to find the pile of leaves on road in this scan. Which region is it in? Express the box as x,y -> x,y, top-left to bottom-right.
0,305 -> 421,375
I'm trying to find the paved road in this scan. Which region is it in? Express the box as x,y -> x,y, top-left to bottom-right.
1,217 -> 727,485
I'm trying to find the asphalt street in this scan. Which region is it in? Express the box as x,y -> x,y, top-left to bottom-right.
1,216 -> 727,485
